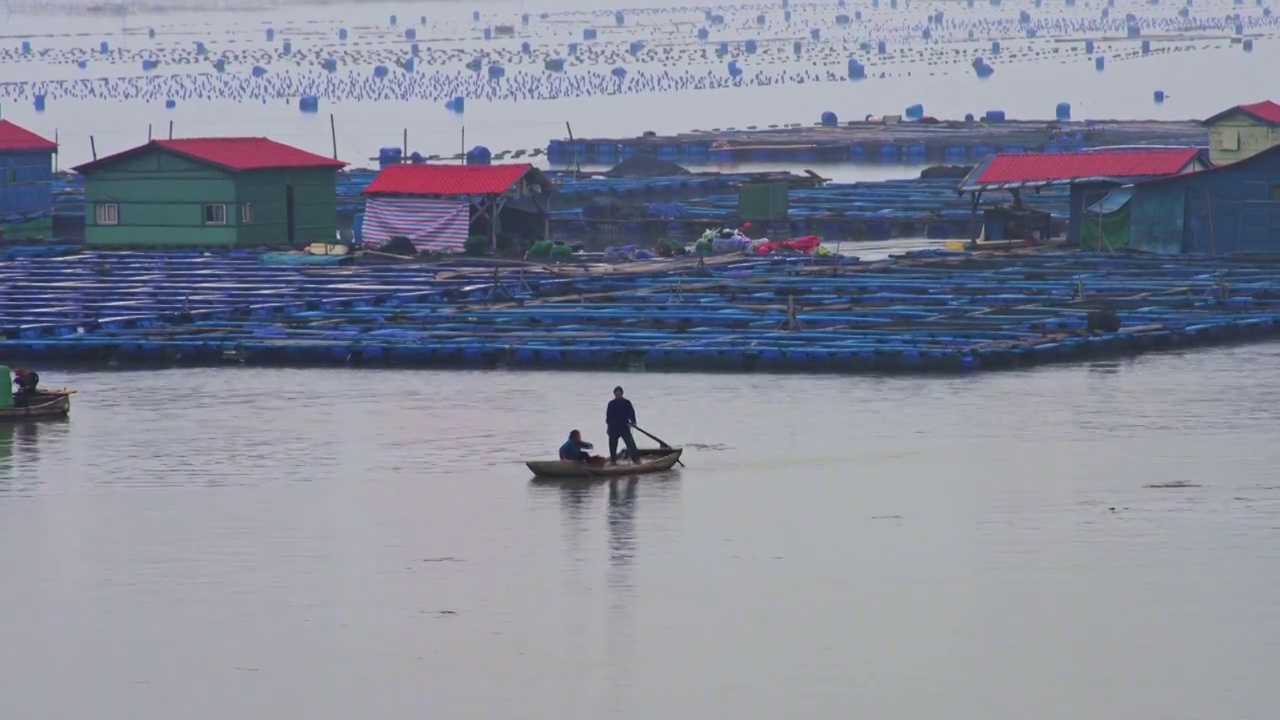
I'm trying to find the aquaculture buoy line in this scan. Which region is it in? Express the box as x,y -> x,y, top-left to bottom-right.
0,0 -> 1274,112
2,249 -> 1280,376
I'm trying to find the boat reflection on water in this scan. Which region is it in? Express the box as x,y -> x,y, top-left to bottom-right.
528,469 -> 681,715
0,418 -> 63,494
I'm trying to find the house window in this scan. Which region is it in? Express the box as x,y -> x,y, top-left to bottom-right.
203,203 -> 227,225
95,203 -> 119,225
1271,185 -> 1280,202
240,202 -> 253,224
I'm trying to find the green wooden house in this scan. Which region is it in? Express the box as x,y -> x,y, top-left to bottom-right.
73,137 -> 347,248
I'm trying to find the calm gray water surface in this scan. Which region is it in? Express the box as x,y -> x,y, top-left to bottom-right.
2,349 -> 1280,719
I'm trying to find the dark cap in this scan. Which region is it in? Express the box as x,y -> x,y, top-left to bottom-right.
613,386 -> 624,393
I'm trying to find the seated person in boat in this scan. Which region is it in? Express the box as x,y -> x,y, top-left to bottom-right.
559,430 -> 595,462
13,368 -> 39,401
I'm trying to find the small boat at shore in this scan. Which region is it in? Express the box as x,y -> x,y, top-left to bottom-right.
526,448 -> 683,479
0,366 -> 73,420
0,390 -> 72,420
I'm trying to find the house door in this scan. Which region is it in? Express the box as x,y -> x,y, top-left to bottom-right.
285,184 -> 297,245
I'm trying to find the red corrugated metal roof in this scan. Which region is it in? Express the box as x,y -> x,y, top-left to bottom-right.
154,138 -> 346,171
0,120 -> 57,152
972,148 -> 1202,185
1204,100 -> 1280,126
363,164 -> 535,196
74,137 -> 346,173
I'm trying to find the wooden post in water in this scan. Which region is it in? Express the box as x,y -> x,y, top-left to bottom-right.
565,121 -> 580,179
461,126 -> 466,165
402,128 -> 407,159
147,124 -> 152,141
329,114 -> 338,159
168,120 -> 173,140
89,135 -> 97,161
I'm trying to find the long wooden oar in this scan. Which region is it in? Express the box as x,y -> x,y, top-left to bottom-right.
631,424 -> 685,467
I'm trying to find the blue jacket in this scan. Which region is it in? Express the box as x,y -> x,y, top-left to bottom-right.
559,438 -> 591,460
606,397 -> 636,432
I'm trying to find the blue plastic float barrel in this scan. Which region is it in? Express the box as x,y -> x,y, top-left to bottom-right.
615,10 -> 625,25
266,28 -> 274,41
1085,39 -> 1094,53
611,66 -> 626,79
1095,56 -> 1106,70
405,28 -> 416,40
487,64 -> 504,79
282,40 -> 291,55
252,65 -> 267,77
374,65 -> 389,79
165,98 -> 176,110
483,28 -> 492,40
1056,102 -> 1071,120
811,28 -> 821,40
820,111 -> 838,126
100,40 -> 109,54
697,28 -> 709,40
473,10 -> 480,20
338,28 -> 348,40
466,146 -> 492,165
33,94 -> 45,112
378,147 -> 403,168
905,103 -> 924,119
1153,89 -> 1165,103
21,41 -> 30,54
583,28 -> 597,41
848,58 -> 866,79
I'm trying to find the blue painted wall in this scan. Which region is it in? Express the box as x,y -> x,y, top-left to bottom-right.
0,149 -> 55,223
1128,182 -> 1184,254
1135,147 -> 1280,254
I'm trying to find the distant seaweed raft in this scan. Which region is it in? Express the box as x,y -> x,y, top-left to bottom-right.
0,0 -> 1271,111
1,249 -> 1279,375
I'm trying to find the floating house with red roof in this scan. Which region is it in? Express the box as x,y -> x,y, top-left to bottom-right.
1202,100 -> 1280,166
73,137 -> 346,248
0,119 -> 58,237
1080,144 -> 1280,254
361,163 -> 553,252
959,146 -> 1209,245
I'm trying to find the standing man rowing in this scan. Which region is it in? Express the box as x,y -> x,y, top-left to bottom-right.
606,386 -> 640,465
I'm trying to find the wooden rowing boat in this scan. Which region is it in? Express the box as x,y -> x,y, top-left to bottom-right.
526,448 -> 683,479
0,390 -> 72,421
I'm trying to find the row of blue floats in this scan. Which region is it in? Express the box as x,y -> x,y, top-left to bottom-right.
1,251 -> 1279,375
546,140 -> 1095,165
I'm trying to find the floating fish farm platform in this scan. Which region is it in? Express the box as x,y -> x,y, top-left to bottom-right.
549,120 -> 1210,165
0,249 -> 1277,375
549,179 -> 1072,242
